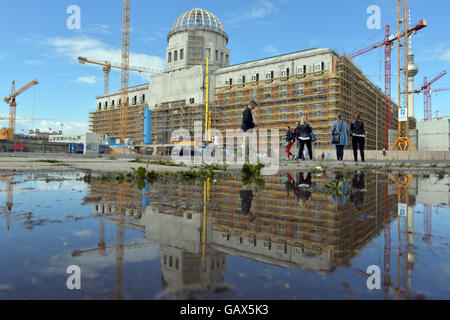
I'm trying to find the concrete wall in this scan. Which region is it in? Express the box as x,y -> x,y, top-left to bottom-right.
416,175 -> 450,205
148,64 -> 215,108
312,148 -> 450,161
418,119 -> 450,151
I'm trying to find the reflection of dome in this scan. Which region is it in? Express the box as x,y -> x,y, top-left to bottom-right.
168,8 -> 228,42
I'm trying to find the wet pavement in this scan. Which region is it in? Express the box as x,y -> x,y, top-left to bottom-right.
0,170 -> 449,300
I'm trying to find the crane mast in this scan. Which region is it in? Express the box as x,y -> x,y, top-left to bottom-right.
120,0 -> 131,145
392,0 -> 413,150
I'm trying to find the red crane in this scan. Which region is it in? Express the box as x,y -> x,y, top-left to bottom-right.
411,71 -> 448,120
349,20 -> 427,148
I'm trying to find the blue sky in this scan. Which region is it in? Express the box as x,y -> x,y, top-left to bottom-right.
1,0 -> 449,134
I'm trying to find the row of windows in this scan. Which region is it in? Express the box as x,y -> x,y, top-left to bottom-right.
167,48 -> 229,64
221,233 -> 292,253
224,62 -> 325,86
168,49 -> 184,63
98,94 -> 145,110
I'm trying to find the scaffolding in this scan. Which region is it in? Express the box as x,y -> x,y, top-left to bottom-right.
89,103 -> 146,145
150,100 -> 207,145
212,55 -> 398,150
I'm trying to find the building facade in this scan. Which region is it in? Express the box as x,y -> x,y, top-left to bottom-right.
89,8 -> 397,150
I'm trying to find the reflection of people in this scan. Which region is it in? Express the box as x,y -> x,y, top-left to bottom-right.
295,172 -> 312,208
350,172 -> 365,208
240,185 -> 257,222
284,173 -> 295,197
330,173 -> 349,208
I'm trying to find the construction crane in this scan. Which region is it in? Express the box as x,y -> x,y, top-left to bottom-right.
78,57 -> 161,95
349,14 -> 427,149
2,79 -> 39,141
392,0 -> 412,150
120,0 -> 131,146
410,71 -> 448,120
429,110 -> 450,120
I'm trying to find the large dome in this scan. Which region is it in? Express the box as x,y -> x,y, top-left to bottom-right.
168,8 -> 228,42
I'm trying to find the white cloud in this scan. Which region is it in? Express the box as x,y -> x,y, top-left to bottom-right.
306,37 -> 321,47
418,42 -> 450,63
41,36 -> 165,71
23,60 -> 43,66
74,76 -> 97,84
263,45 -> 280,56
246,0 -> 278,19
86,24 -> 110,35
226,0 -> 282,26
73,230 -> 93,239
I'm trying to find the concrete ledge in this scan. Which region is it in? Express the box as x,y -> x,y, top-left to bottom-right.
314,149 -> 450,161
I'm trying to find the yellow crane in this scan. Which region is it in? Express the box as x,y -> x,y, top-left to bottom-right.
2,79 -> 39,140
120,0 -> 131,146
77,57 -> 161,95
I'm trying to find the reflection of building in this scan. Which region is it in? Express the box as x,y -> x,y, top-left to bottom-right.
89,173 -> 431,297
208,174 -> 390,274
142,206 -> 226,293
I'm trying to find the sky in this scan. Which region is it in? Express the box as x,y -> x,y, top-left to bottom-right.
0,0 -> 449,134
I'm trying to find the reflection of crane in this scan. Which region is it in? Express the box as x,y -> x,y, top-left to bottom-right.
78,57 -> 161,95
0,174 -> 14,230
411,71 -> 447,121
2,79 -> 39,140
423,204 -> 432,244
390,173 -> 415,298
383,178 -> 392,293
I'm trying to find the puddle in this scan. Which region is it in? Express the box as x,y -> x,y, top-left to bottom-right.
0,170 -> 449,299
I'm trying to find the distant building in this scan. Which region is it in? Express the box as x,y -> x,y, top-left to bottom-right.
28,129 -> 61,140
49,132 -> 107,154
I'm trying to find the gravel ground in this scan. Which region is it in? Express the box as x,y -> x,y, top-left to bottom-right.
0,153 -> 449,174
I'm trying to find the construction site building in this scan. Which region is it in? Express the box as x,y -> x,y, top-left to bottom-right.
90,84 -> 149,145
88,8 -> 397,151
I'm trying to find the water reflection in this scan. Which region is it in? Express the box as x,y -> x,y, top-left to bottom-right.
79,171 -> 449,299
1,171 -> 449,299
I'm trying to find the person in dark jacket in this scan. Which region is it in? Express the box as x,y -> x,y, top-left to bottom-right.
241,100 -> 257,132
285,126 -> 295,160
295,116 -> 313,160
350,114 -> 366,162
240,185 -> 257,222
350,171 -> 365,209
294,172 -> 312,208
241,100 -> 258,163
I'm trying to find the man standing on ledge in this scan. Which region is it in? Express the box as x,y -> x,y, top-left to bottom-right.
241,100 -> 258,163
